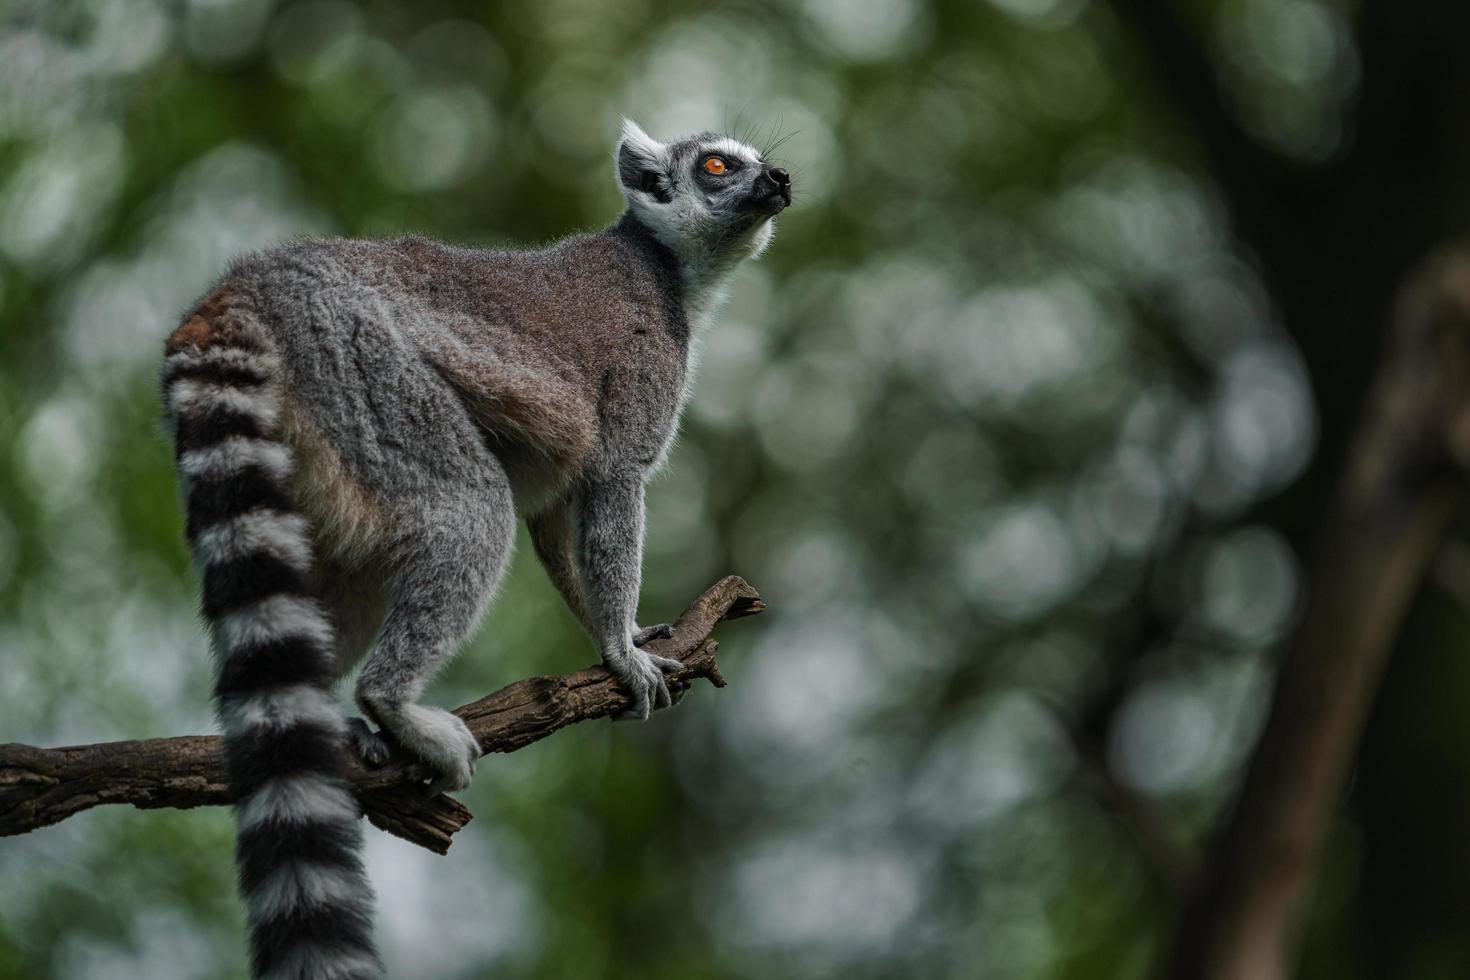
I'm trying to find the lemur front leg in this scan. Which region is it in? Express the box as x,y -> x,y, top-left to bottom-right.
571,477 -> 684,720
529,500 -> 677,651
528,504 -> 595,632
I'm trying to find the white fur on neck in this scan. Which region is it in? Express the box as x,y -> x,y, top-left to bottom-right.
678,218 -> 776,330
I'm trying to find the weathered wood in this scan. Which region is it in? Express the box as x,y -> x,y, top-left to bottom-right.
0,576 -> 764,854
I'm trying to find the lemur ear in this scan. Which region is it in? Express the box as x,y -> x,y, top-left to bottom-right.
616,118 -> 671,202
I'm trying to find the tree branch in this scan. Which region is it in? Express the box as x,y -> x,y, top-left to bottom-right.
0,575 -> 766,855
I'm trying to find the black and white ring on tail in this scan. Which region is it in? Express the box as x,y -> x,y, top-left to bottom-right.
163,119 -> 790,975
164,300 -> 382,980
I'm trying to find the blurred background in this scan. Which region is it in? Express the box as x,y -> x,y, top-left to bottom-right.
3,0 -> 1470,977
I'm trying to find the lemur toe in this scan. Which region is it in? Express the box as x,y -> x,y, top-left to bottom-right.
610,647 -> 684,720
649,653 -> 683,673
376,704 -> 481,793
428,757 -> 476,796
632,623 -> 675,647
346,717 -> 393,769
428,719 -> 481,794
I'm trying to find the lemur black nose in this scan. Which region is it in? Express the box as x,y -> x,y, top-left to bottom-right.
766,167 -> 791,188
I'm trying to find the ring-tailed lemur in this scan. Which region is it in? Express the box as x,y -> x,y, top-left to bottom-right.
160,119 -> 789,979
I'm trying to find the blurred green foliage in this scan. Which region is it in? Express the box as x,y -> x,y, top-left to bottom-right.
0,0 -> 1432,978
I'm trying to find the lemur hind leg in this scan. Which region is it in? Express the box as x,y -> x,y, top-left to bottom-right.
314,555 -> 390,677
313,558 -> 394,767
354,477 -> 515,793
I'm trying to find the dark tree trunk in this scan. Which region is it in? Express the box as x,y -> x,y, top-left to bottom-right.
1102,1 -> 1470,976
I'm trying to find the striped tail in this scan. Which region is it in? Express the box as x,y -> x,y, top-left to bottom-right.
163,300 -> 383,980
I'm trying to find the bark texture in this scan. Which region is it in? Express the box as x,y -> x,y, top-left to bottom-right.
0,575 -> 764,855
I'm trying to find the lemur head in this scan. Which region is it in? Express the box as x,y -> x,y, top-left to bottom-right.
615,119 -> 791,274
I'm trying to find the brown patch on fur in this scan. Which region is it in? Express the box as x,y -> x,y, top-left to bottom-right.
422,344 -> 598,469
165,289 -> 263,356
166,314 -> 216,355
422,343 -> 599,514
279,391 -> 389,567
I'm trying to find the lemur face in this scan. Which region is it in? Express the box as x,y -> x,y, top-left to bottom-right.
616,119 -> 791,263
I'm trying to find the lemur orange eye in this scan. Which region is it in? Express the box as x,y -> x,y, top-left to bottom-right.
702,157 -> 727,175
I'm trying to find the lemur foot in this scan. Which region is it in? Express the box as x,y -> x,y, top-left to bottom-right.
346,716 -> 393,769
375,704 -> 482,794
632,623 -> 675,647
606,646 -> 685,720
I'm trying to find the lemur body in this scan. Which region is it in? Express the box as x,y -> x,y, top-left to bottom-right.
161,121 -> 790,980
